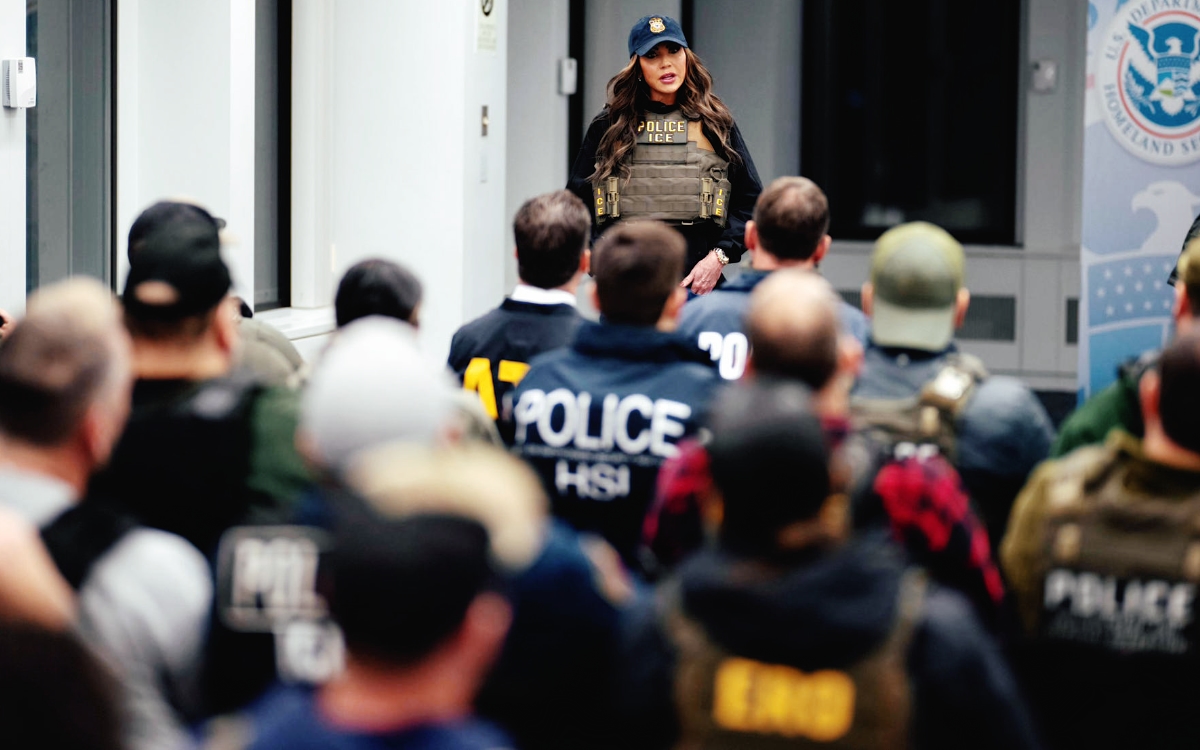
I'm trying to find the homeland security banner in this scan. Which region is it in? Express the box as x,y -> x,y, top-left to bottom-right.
1081,0 -> 1200,397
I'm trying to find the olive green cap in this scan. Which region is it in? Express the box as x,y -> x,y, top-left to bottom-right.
869,222 -> 964,352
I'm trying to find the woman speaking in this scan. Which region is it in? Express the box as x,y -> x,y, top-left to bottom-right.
568,14 -> 762,295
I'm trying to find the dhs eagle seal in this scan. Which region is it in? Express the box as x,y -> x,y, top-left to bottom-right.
1099,1 -> 1200,166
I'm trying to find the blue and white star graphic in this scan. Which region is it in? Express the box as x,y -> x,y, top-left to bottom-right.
1088,254 -> 1177,327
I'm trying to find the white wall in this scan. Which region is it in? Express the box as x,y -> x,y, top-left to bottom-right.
505,0 -> 570,292
584,0 -> 682,118
309,0 -> 508,362
116,0 -> 256,303
692,1 -> 802,184
462,1 -> 510,332
0,0 -> 27,313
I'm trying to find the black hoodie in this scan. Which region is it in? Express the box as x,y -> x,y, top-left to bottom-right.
617,534 -> 1041,750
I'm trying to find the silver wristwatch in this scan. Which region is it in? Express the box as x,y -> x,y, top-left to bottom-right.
713,248 -> 730,266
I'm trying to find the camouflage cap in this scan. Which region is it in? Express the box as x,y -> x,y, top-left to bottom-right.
869,222 -> 965,352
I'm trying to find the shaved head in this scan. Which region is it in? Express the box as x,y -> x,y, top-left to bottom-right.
745,269 -> 842,390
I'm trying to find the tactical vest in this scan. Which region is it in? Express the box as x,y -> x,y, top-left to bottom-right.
1031,443 -> 1200,656
665,571 -> 923,750
849,353 -> 988,463
1013,442 -> 1200,750
593,110 -> 731,227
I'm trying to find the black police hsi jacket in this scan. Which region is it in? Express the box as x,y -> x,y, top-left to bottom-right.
506,321 -> 720,570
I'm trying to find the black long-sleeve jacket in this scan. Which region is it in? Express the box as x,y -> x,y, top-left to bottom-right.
567,102 -> 763,271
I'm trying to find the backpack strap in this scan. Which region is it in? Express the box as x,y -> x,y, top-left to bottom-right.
41,503 -> 138,590
916,352 -> 989,427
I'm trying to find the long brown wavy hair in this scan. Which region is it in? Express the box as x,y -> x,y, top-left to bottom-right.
589,47 -> 740,182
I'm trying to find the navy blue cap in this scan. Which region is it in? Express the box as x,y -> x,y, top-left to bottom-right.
628,15 -> 688,58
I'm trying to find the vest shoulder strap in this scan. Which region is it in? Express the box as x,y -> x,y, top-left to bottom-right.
851,353 -> 989,461
41,502 -> 138,590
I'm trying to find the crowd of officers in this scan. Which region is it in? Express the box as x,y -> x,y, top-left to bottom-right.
1,179 -> 1199,750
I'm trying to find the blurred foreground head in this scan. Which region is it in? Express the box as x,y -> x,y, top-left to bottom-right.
0,278 -> 132,476
319,445 -> 543,697
1146,328 -> 1200,456
0,507 -> 117,748
707,380 -> 839,559
300,317 -> 458,471
1172,232 -> 1200,335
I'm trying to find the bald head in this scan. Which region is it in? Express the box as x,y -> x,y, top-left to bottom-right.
746,269 -> 842,390
0,278 -> 131,447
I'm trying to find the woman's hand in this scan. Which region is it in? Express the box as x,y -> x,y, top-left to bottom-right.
681,251 -> 725,295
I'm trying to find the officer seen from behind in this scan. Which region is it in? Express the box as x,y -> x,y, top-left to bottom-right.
676,176 -> 868,381
1002,329 -> 1200,750
450,190 -> 589,422
853,222 -> 1053,549
625,380 -> 1041,750
506,220 -> 719,573
86,201 -> 311,713
89,201 -> 310,557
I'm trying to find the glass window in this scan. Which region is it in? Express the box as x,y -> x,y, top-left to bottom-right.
254,0 -> 292,310
26,0 -> 115,291
801,0 -> 1021,246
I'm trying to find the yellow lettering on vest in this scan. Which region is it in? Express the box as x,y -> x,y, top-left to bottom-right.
712,658 -> 754,730
637,121 -> 646,133
712,658 -> 855,742
498,360 -> 530,386
463,358 -> 498,419
753,666 -> 795,736
809,671 -> 856,741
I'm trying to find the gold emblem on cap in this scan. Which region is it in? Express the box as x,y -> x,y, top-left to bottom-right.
649,17 -> 666,33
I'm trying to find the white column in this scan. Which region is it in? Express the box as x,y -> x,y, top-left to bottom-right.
115,0 -> 256,300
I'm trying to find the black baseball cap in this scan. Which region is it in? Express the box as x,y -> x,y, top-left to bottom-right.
122,201 -> 232,322
127,201 -> 226,260
628,14 -> 688,58
707,380 -> 831,557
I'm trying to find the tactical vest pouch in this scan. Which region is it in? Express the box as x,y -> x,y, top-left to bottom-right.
850,353 -> 988,462
665,569 -> 923,750
1034,444 -> 1200,657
